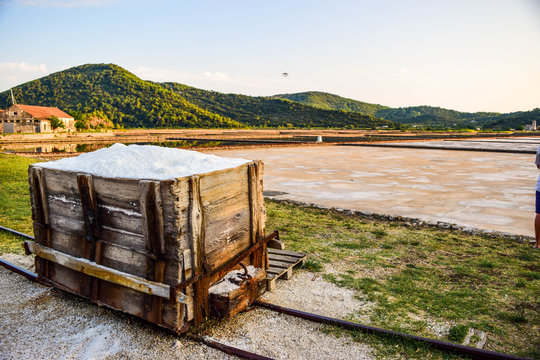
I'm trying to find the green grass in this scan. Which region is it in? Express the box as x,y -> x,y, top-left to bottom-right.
265,200 -> 540,359
0,154 -> 40,254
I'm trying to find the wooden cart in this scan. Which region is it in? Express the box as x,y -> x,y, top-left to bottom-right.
25,160 -> 268,333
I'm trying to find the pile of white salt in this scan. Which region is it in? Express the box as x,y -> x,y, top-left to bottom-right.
36,143 -> 250,180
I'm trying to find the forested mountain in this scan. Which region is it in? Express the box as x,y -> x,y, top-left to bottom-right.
0,64 -> 393,129
483,108 -> 540,130
273,91 -> 389,116
375,106 -> 501,128
161,83 -> 392,128
0,64 -> 241,128
275,92 -> 538,130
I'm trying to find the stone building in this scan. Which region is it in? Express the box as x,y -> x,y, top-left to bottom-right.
0,104 -> 75,133
524,120 -> 537,131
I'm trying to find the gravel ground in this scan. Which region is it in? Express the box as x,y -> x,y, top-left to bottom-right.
0,254 -> 374,360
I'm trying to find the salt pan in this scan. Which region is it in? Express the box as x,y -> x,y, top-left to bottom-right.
36,143 -> 250,180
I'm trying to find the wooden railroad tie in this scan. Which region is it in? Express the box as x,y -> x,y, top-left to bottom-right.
266,248 -> 306,291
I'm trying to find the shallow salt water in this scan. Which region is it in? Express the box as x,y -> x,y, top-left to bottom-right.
208,145 -> 537,237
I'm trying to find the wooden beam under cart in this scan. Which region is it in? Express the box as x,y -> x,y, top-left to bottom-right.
24,241 -> 187,304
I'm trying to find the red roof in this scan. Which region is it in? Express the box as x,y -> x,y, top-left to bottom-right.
16,104 -> 72,120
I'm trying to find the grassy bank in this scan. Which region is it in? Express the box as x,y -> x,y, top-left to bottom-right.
266,201 -> 540,359
0,153 -> 538,358
0,154 -> 38,254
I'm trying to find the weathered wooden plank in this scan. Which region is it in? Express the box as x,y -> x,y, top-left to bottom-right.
161,301 -> 185,332
47,262 -> 85,294
48,228 -> 84,258
46,195 -> 83,221
46,229 -> 182,283
268,253 -> 303,263
140,180 -> 167,324
100,227 -> 146,252
49,213 -> 85,234
189,175 -> 208,325
166,178 -> 190,257
199,166 -> 247,207
254,161 -> 267,270
77,174 -> 99,243
25,241 -> 186,303
100,243 -> 147,277
77,173 -> 100,298
268,248 -> 306,258
248,161 -> 265,269
91,241 -> 103,301
200,166 -> 253,272
93,176 -> 143,211
97,280 -> 146,317
99,247 -> 182,286
40,167 -> 79,199
268,260 -> 292,269
266,268 -> 284,275
205,233 -> 251,273
182,248 -> 194,322
140,181 -> 165,255
48,211 -> 145,242
42,168 -> 144,212
29,166 -> 51,278
204,210 -> 251,264
98,206 -> 144,235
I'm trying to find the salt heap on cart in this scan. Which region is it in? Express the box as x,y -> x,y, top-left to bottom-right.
26,144 -> 268,333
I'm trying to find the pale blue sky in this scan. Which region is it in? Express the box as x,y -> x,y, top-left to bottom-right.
0,0 -> 538,113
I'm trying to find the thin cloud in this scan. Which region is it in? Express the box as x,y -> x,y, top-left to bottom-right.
131,66 -> 299,95
132,66 -> 194,83
0,62 -> 47,72
0,62 -> 49,91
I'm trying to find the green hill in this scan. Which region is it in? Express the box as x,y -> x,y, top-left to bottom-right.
274,91 -> 538,130
482,108 -> 540,130
0,64 -> 241,128
273,91 -> 389,116
0,64 -> 394,129
375,106 -> 500,128
161,83 -> 392,128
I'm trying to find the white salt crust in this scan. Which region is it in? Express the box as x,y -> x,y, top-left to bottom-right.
209,265 -> 259,295
36,143 -> 250,180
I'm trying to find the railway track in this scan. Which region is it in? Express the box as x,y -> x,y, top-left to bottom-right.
0,225 -> 530,360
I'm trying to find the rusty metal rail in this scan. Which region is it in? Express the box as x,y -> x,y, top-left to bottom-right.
253,301 -> 529,360
186,335 -> 273,360
0,255 -> 39,282
0,225 -> 532,360
0,225 -> 34,240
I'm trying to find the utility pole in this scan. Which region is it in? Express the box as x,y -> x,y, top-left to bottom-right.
10,89 -> 17,105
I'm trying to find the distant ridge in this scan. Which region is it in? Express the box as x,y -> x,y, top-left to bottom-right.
161,83 -> 392,129
0,64 -> 393,129
272,91 -> 389,117
1,64 -> 537,130
274,92 -> 540,130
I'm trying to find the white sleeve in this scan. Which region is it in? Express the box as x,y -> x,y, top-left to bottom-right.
536,147 -> 540,165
